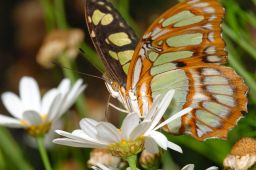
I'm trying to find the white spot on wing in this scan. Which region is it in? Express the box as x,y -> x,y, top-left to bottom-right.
203,23 -> 213,30
152,29 -> 170,40
207,56 -> 221,62
187,0 -> 200,4
209,15 -> 217,21
204,7 -> 215,13
202,68 -> 220,75
132,59 -> 142,88
143,32 -> 151,39
193,2 -> 208,7
208,32 -> 214,42
128,90 -> 140,114
206,46 -> 216,54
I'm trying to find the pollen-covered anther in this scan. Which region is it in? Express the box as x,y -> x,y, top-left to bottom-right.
26,122 -> 52,137
223,138 -> 256,170
108,137 -> 144,158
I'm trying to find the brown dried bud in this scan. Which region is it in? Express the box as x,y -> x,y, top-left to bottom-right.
88,149 -> 121,169
139,150 -> 159,169
37,29 -> 84,68
223,138 -> 256,170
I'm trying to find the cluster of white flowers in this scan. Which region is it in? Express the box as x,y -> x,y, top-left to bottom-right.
54,90 -> 192,157
0,76 -> 220,170
91,163 -> 218,170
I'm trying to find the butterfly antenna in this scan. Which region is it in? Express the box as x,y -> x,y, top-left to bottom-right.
52,62 -> 104,81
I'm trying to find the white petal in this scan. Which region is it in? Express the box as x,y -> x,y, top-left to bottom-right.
144,95 -> 161,120
94,163 -> 111,170
167,141 -> 182,153
96,123 -> 121,144
41,89 -> 58,115
206,167 -> 218,170
72,129 -> 107,145
55,130 -> 86,142
80,118 -> 98,138
56,129 -> 105,146
130,121 -> 151,140
19,77 -> 41,112
121,113 -> 140,139
146,131 -> 168,150
57,79 -> 71,95
53,138 -> 104,148
1,92 -> 23,119
22,111 -> 42,125
181,164 -> 195,170
144,137 -> 159,154
146,90 -> 175,133
0,114 -> 23,128
153,107 -> 192,131
46,94 -> 62,121
59,82 -> 85,116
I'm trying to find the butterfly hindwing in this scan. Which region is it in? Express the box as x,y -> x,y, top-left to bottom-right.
85,0 -> 138,86
126,0 -> 248,140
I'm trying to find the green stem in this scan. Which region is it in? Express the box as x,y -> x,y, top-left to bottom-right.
36,137 -> 52,170
80,43 -> 105,73
40,0 -> 55,31
223,24 -> 256,60
126,155 -> 137,170
117,0 -> 141,35
58,54 -> 87,116
54,0 -> 68,29
225,38 -> 256,103
0,127 -> 33,170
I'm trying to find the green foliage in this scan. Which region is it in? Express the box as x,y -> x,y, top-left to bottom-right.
1,0 -> 256,169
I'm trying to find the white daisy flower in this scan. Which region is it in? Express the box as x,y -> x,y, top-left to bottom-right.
0,76 -> 86,136
181,164 -> 218,170
54,90 -> 192,158
92,163 -> 218,170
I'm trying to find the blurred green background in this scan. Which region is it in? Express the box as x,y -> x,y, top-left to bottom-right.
0,0 -> 256,169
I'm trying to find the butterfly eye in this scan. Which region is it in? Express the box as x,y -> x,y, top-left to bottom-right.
111,82 -> 120,92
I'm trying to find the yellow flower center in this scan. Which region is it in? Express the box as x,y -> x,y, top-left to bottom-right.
26,122 -> 52,137
108,137 -> 144,158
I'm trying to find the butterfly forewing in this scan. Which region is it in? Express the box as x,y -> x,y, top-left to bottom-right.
126,0 -> 248,140
85,0 -> 138,86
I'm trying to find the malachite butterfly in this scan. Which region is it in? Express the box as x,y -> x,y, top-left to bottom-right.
84,0 -> 248,140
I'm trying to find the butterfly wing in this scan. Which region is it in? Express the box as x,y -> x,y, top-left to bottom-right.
126,0 -> 248,140
85,0 -> 138,86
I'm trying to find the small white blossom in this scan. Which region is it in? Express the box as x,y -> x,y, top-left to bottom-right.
182,164 -> 218,170
54,90 -> 192,157
223,138 -> 256,170
0,76 -> 86,136
88,149 -> 122,169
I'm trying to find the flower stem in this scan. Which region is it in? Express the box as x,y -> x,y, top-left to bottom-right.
40,0 -> 55,31
126,155 -> 137,170
58,54 -> 88,117
54,0 -> 68,29
36,136 -> 52,170
0,127 -> 33,170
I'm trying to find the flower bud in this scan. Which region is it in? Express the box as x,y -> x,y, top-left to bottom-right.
223,138 -> 256,170
139,150 -> 159,169
88,149 -> 122,169
37,29 -> 84,68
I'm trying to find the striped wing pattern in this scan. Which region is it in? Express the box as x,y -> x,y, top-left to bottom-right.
85,0 -> 138,86
126,0 -> 248,140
